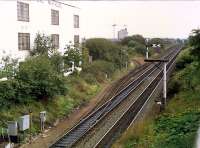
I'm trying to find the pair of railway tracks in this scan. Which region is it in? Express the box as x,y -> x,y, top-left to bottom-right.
50,46 -> 181,148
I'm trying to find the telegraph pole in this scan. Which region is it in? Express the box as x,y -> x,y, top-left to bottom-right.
144,59 -> 169,110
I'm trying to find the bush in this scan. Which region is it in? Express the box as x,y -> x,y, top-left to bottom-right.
50,52 -> 64,73
85,38 -> 129,68
16,55 -> 67,100
154,111 -> 200,148
176,48 -> 193,70
82,60 -> 116,82
0,56 -> 18,79
31,33 -> 55,56
64,45 -> 82,68
85,38 -> 117,61
134,44 -> 146,55
121,35 -> 146,46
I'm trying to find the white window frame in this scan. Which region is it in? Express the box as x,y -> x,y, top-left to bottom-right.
74,15 -> 79,28
51,9 -> 59,25
18,33 -> 30,50
17,2 -> 29,22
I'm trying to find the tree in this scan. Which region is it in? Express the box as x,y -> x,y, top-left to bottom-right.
131,34 -> 146,45
82,46 -> 90,67
64,45 -> 82,68
16,55 -> 67,100
189,29 -> 200,60
85,38 -> 129,68
121,35 -> 145,46
50,52 -> 64,73
31,33 -> 55,56
121,36 -> 134,45
0,56 -> 18,79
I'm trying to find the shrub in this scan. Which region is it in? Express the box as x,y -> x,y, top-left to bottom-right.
50,52 -> 64,73
16,55 -> 67,100
134,44 -> 146,55
82,60 -> 116,82
85,38 -> 117,61
176,48 -> 193,70
85,38 -> 129,68
127,40 -> 138,47
189,29 -> 200,60
121,35 -> 145,46
31,33 -> 55,56
0,56 -> 18,79
64,45 -> 82,68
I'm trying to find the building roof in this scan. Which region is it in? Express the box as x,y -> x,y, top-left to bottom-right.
53,0 -> 80,9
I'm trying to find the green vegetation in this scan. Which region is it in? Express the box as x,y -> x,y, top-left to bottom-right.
0,34 -> 137,138
113,30 -> 200,148
85,38 -> 129,69
0,33 -> 174,143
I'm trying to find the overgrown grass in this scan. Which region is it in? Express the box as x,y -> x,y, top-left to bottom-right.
0,74 -> 101,139
0,61 -> 134,142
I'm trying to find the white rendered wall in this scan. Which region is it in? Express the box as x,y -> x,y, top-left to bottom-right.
0,0 -> 81,62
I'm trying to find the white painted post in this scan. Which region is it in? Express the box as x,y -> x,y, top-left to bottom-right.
146,46 -> 149,59
146,38 -> 149,59
163,62 -> 167,106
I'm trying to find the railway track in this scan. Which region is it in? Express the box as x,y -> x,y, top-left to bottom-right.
50,45 -> 181,148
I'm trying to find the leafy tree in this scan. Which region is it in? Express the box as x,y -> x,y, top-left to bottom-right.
85,38 -> 129,68
85,38 -> 116,60
189,29 -> 200,60
82,60 -> 116,82
121,36 -> 134,45
50,52 -> 64,73
121,35 -> 145,46
134,44 -> 146,55
127,40 -> 138,48
0,56 -> 18,79
16,55 -> 67,100
64,45 -> 82,68
131,34 -> 146,45
82,46 -> 90,67
31,33 -> 55,56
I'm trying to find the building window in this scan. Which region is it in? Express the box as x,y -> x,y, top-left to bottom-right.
74,15 -> 79,28
17,2 -> 29,22
18,33 -> 30,50
51,34 -> 59,49
51,9 -> 59,25
74,35 -> 79,44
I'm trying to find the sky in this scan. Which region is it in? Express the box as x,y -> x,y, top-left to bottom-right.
68,1 -> 200,39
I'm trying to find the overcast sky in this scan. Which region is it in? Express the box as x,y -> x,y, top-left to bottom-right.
68,1 -> 200,39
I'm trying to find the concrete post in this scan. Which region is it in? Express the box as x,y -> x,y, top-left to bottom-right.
163,62 -> 167,106
146,47 -> 149,59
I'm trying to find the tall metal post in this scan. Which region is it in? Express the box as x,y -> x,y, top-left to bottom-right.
29,109 -> 32,143
163,62 -> 167,107
144,59 -> 169,110
146,46 -> 149,59
146,38 -> 149,59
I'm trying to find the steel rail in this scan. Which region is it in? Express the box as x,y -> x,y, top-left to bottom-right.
49,45 -> 181,148
74,47 -> 180,148
50,63 -> 158,148
94,47 -> 181,147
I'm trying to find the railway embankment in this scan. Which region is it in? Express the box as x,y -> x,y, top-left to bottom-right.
113,47 -> 200,148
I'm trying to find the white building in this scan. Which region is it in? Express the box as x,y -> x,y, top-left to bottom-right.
0,0 -> 81,62
118,28 -> 128,40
